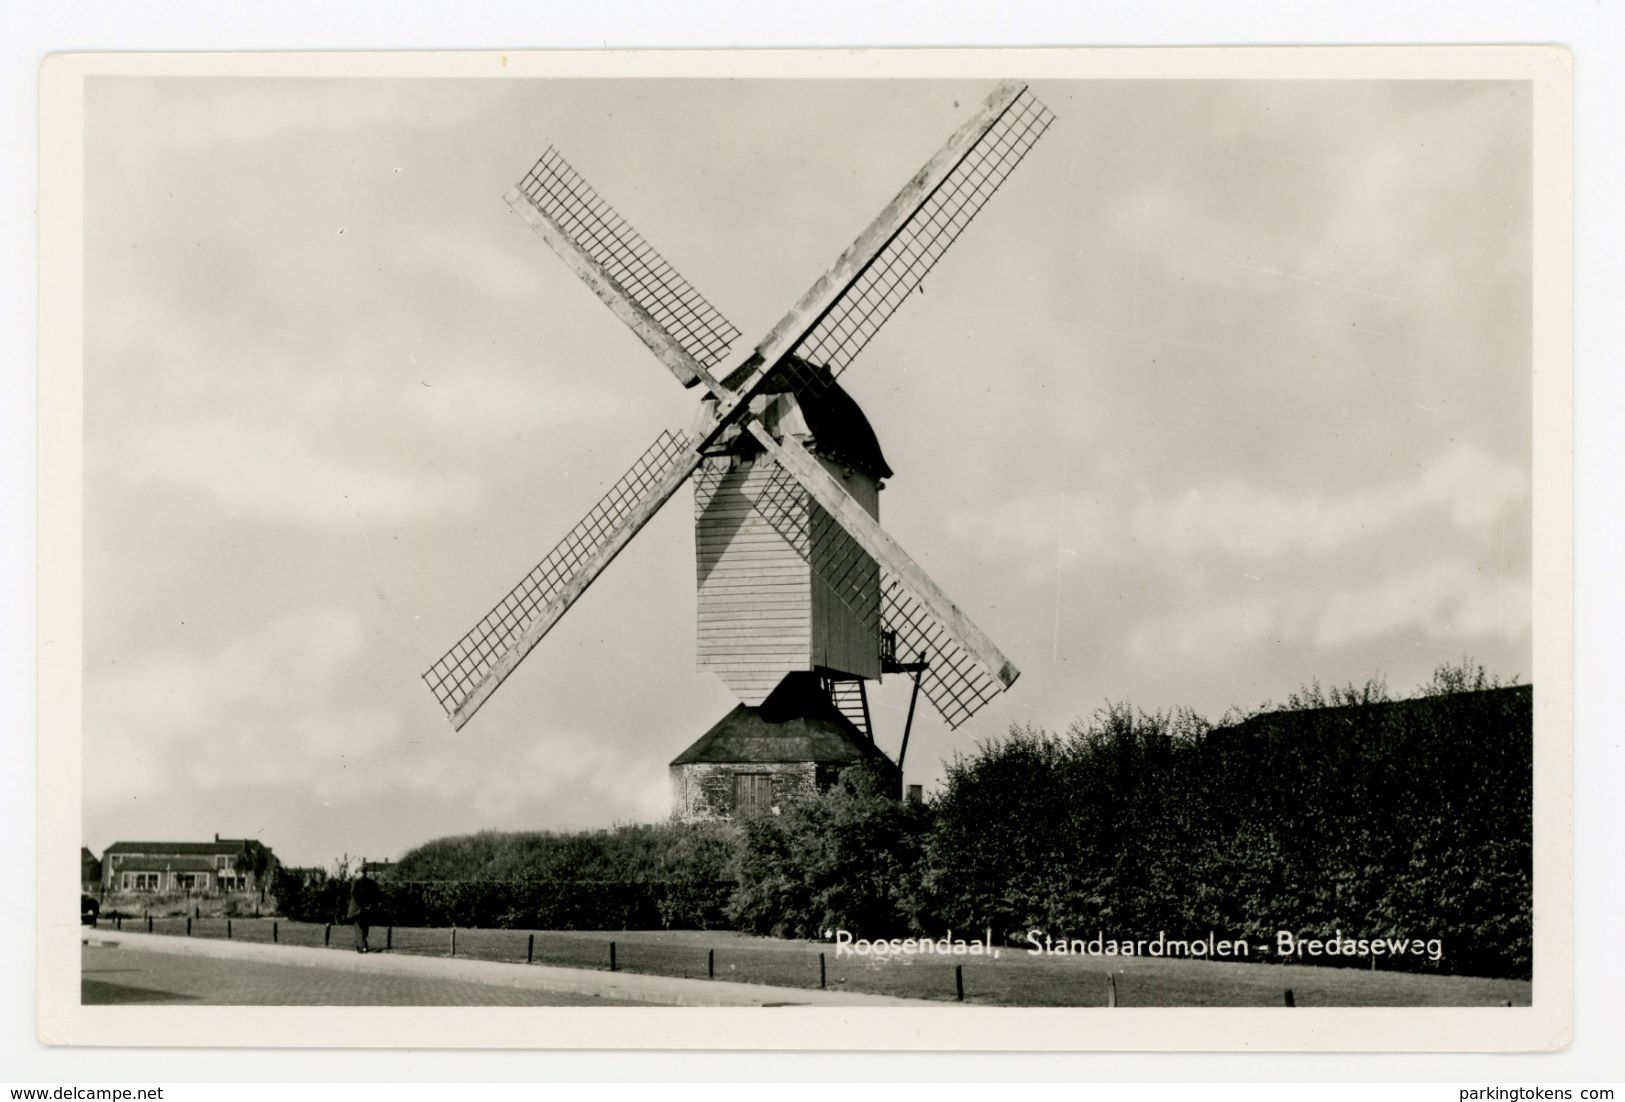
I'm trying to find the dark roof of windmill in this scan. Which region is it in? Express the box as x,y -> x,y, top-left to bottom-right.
671,673 -> 893,766
722,355 -> 892,480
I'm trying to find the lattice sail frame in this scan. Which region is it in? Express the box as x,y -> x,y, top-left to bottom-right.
732,456 -> 1004,730
422,430 -> 692,719
516,147 -> 741,373
780,88 -> 1055,396
879,573 -> 1003,729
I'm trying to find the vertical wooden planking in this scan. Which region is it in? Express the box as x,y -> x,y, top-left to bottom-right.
695,457 -> 812,702
807,465 -> 882,680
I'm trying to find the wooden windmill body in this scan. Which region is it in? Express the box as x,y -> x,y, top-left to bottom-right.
423,83 -> 1056,820
694,358 -> 890,701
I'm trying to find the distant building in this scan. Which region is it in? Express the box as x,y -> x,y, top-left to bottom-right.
101,834 -> 276,893
80,847 -> 101,891
358,860 -> 396,881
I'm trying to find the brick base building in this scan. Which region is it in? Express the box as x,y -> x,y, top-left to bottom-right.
670,672 -> 898,820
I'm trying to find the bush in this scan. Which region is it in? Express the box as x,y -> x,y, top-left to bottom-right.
278,822 -> 743,931
394,821 -> 737,884
727,763 -> 933,939
923,678 -> 1532,978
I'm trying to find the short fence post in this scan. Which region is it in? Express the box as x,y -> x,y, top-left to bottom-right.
610,941 -> 617,972
227,919 -> 232,940
955,964 -> 965,1002
708,948 -> 714,980
1284,988 -> 1295,1008
387,926 -> 393,951
255,905 -> 261,919
147,915 -> 153,933
527,934 -> 534,964
273,920 -> 279,943
1107,973 -> 1118,1008
195,905 -> 200,920
450,927 -> 457,958
819,952 -> 827,990
324,923 -> 331,948
185,917 -> 192,937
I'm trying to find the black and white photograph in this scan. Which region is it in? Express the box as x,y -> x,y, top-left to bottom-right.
36,46 -> 1572,1051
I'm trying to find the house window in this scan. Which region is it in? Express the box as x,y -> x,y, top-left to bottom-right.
215,855 -> 229,870
733,773 -> 775,816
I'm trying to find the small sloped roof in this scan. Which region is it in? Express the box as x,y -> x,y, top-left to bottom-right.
721,355 -> 892,480
672,673 -> 893,766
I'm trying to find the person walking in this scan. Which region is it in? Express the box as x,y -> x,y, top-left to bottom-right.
348,870 -> 380,953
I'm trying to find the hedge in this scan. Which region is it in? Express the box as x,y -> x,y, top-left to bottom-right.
274,875 -> 734,931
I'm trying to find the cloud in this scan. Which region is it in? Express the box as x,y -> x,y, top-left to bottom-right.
1129,442 -> 1528,559
1127,558 -> 1532,660
84,603 -> 674,859
129,419 -> 485,527
86,608 -> 382,797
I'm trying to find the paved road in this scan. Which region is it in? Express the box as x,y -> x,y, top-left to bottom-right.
82,945 -> 653,1006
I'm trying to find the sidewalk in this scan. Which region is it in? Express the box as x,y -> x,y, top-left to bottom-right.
84,929 -> 929,1007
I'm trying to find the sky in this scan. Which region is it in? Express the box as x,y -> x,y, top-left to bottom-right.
81,76 -> 1532,868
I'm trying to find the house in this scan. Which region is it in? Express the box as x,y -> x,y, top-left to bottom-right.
101,834 -> 276,894
80,847 -> 101,891
358,860 -> 396,881
670,672 -> 900,820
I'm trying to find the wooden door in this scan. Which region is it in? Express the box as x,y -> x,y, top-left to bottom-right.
733,773 -> 775,816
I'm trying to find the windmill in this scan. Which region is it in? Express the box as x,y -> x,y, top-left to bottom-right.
423,82 -> 1055,817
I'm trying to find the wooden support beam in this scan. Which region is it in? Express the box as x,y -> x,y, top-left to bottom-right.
749,426 -> 1020,690
448,440 -> 704,730
699,81 -> 1028,446
505,188 -> 703,389
897,664 -> 923,772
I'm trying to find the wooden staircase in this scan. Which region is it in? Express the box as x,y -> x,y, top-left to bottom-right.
825,677 -> 872,743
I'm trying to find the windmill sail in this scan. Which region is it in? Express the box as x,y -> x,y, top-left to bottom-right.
785,86 -> 1055,387
423,429 -> 698,729
877,573 -> 1005,729
508,147 -> 742,387
730,442 -> 1017,730
714,459 -> 883,637
713,82 -> 1055,423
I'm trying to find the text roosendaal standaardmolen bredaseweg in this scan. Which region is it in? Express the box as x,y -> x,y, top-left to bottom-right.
829,929 -> 1445,962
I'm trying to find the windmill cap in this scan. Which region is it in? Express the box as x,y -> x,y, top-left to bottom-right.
717,356 -> 893,481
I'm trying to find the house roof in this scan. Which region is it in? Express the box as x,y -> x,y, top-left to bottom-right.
104,839 -> 259,856
671,673 -> 895,767
1210,684 -> 1532,746
720,356 -> 893,481
111,856 -> 218,873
